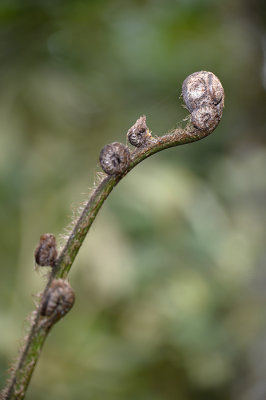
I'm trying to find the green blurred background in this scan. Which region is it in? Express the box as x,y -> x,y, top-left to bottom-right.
0,0 -> 266,399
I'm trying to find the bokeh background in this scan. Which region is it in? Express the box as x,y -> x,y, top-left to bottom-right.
0,1 -> 266,399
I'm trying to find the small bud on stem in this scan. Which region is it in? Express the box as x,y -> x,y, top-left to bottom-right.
34,234 -> 57,267
99,142 -> 131,175
41,279 -> 75,328
127,115 -> 151,147
182,71 -> 224,133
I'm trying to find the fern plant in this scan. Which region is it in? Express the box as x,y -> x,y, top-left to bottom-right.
1,71 -> 224,400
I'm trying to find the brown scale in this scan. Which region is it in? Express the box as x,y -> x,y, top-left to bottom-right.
34,233 -> 57,267
41,279 -> 75,327
99,142 -> 131,175
127,115 -> 151,147
182,71 -> 224,133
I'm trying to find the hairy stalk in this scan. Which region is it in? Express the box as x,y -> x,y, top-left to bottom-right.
2,71 -> 224,399
1,124 -> 209,399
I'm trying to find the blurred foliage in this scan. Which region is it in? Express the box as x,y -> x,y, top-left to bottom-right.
0,0 -> 266,399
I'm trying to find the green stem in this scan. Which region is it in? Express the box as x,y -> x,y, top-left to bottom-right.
2,123 -> 214,399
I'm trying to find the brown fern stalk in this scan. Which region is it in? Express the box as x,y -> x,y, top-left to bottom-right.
1,71 -> 224,400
